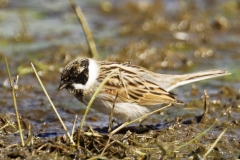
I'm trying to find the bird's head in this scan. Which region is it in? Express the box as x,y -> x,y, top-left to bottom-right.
58,58 -> 99,91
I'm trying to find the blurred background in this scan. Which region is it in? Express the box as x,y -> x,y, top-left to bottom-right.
0,0 -> 239,132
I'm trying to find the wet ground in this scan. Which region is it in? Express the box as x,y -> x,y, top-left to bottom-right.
0,0 -> 240,159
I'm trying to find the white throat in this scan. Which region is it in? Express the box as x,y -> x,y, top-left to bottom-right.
73,59 -> 100,90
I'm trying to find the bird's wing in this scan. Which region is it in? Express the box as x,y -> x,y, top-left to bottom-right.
98,61 -> 181,105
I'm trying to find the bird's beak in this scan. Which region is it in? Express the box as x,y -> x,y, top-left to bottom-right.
58,81 -> 68,90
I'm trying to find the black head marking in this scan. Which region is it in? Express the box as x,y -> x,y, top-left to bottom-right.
59,58 -> 89,90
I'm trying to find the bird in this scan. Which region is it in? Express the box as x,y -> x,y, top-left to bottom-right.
58,58 -> 230,122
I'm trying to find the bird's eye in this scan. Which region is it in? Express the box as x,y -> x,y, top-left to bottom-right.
80,59 -> 89,68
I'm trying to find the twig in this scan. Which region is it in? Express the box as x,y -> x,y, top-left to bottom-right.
101,103 -> 172,155
31,63 -> 75,145
203,128 -> 227,159
88,155 -> 108,160
6,144 -> 18,149
5,58 -> 25,147
71,115 -> 78,139
201,90 -> 210,123
0,121 -> 15,131
68,0 -> 98,59
108,92 -> 118,133
37,143 -> 49,152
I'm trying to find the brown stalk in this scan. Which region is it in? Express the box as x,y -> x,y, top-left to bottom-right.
200,89 -> 210,123
5,58 -> 25,147
108,92 -> 118,133
68,0 -> 98,59
31,63 -> 75,145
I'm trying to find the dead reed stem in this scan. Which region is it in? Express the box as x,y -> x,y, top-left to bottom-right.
68,0 -> 98,59
5,58 -> 25,147
31,62 -> 75,145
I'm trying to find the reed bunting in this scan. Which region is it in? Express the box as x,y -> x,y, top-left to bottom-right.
58,58 -> 230,122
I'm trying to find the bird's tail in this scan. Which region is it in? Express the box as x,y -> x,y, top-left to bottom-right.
163,69 -> 231,91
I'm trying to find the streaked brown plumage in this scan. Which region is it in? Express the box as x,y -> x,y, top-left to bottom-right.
98,61 -> 181,106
